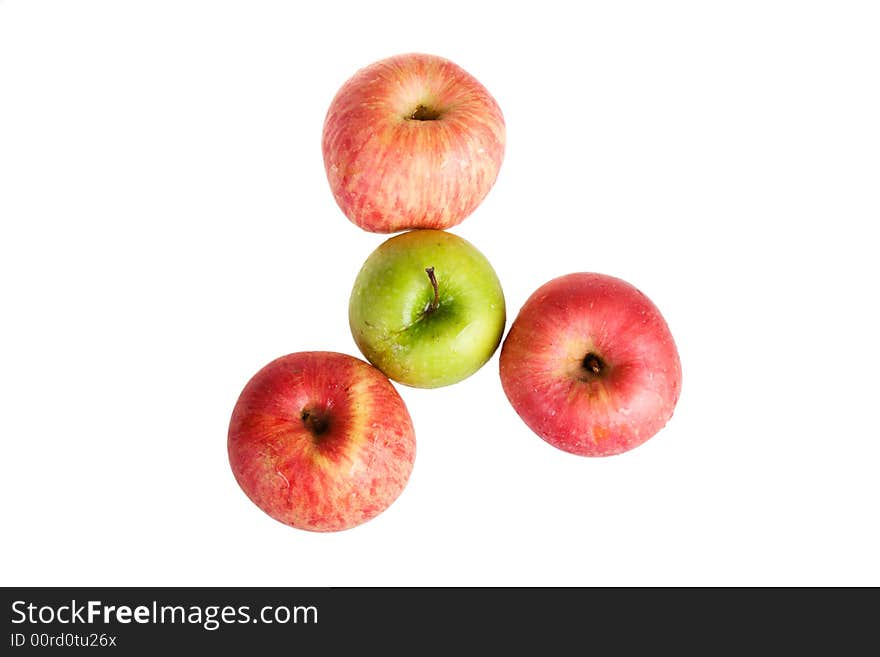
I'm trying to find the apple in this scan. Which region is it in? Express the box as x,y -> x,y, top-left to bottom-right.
322,52 -> 506,233
499,273 -> 682,457
227,351 -> 416,532
349,229 -> 506,388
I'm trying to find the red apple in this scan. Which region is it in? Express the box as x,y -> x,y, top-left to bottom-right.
499,273 -> 682,457
228,351 -> 416,531
322,52 -> 506,233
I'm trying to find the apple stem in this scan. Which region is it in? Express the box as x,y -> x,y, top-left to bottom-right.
408,104 -> 441,121
425,267 -> 440,314
301,409 -> 329,437
583,353 -> 604,376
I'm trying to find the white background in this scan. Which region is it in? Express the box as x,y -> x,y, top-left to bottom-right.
2,1 -> 878,587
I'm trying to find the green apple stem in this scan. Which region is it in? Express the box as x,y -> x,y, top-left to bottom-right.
425,267 -> 440,314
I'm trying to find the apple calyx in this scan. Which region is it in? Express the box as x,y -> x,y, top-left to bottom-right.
581,353 -> 607,379
424,266 -> 440,314
300,408 -> 330,439
407,104 -> 442,121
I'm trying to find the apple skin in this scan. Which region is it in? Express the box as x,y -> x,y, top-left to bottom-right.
349,229 -> 506,388
322,53 -> 505,233
227,351 -> 416,532
499,273 -> 681,457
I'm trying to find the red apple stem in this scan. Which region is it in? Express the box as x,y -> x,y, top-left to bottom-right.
425,267 -> 440,314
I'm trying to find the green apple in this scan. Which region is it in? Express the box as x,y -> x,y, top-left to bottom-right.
349,229 -> 506,388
